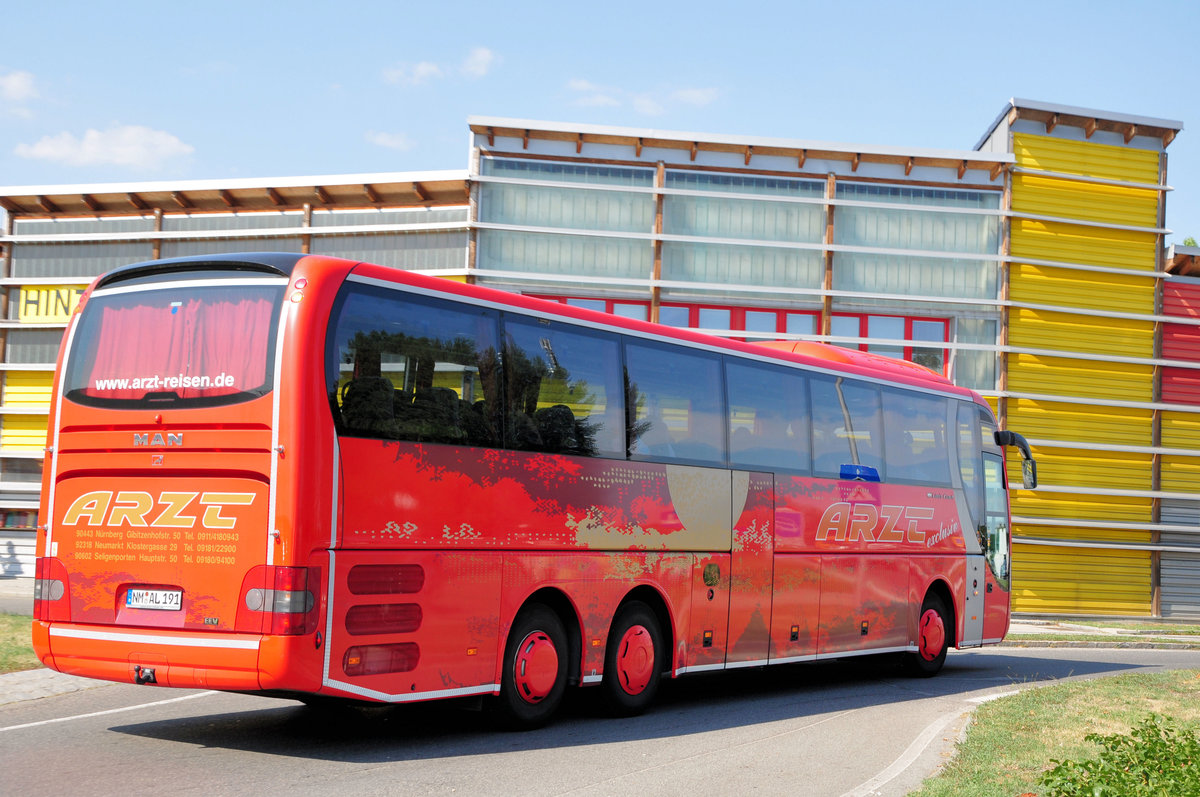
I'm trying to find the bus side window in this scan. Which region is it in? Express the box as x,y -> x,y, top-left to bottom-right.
812,377 -> 885,479
956,403 -> 985,534
328,287 -> 501,446
501,318 -> 624,457
625,340 -> 724,465
726,361 -> 810,473
881,389 -> 950,485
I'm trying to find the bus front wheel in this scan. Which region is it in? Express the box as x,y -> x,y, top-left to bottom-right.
904,593 -> 949,677
496,604 -> 568,729
601,601 -> 663,716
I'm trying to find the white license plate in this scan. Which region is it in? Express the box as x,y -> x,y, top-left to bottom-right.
126,588 -> 182,611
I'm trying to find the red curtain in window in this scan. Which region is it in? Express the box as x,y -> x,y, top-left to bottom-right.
84,293 -> 274,400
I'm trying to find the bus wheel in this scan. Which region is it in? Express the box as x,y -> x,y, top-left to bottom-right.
497,604 -> 568,730
602,601 -> 663,716
904,593 -> 949,677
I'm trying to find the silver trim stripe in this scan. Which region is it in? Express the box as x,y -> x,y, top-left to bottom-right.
50,626 -> 260,650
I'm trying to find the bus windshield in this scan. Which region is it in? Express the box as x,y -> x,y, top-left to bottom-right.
63,279 -> 285,408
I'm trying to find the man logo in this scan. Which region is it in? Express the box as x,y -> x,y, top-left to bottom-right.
134,433 -> 183,447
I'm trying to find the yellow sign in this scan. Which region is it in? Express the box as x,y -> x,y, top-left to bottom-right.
19,285 -> 85,323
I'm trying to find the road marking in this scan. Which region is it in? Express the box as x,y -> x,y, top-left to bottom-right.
840,713 -> 958,797
0,691 -> 215,733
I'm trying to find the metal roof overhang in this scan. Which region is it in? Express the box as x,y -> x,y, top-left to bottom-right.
976,98 -> 1184,151
0,170 -> 470,218
469,116 -> 1013,179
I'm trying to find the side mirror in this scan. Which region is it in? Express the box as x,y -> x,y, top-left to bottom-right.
994,430 -> 1038,489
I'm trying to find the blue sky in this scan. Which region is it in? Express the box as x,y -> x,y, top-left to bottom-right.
2,0 -> 1198,241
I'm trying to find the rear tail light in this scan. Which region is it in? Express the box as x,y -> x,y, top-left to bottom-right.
239,565 -> 320,635
343,642 -> 419,676
33,557 -> 70,622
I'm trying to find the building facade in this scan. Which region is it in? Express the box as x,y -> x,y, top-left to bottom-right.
1,99 -> 1195,618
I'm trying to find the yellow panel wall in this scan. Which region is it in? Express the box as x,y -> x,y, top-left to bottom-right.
1013,132 -> 1162,184
1008,308 -> 1153,358
3,372 -> 54,407
1009,264 -> 1155,315
1007,130 -> 1162,616
1006,399 -> 1151,447
1161,456 -> 1200,494
1013,544 -> 1152,615
1162,412 -> 1200,449
1,415 -> 49,452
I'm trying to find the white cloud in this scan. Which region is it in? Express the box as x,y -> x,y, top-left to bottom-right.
673,87 -> 718,107
15,125 -> 194,169
460,47 -> 495,78
366,131 -> 415,151
0,70 -> 36,102
383,61 -> 443,86
632,95 -> 664,116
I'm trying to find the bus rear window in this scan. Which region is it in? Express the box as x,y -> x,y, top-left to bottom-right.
63,281 -> 284,408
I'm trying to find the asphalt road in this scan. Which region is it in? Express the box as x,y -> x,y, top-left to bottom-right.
3,647 -> 1199,797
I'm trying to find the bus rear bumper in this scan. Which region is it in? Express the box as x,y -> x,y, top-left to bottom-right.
42,622 -> 264,691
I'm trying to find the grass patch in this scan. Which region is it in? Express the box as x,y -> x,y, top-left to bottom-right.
912,669 -> 1200,797
0,614 -> 40,674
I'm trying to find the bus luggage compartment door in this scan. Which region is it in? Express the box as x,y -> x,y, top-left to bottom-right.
961,554 -> 986,647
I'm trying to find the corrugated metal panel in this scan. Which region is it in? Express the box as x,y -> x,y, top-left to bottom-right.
1013,132 -> 1162,185
1162,326 -> 1200,361
1010,490 -> 1152,524
1010,219 -> 1157,271
1011,174 -> 1159,228
1007,399 -> 1151,447
1012,543 -> 1152,615
1010,264 -> 1155,315
1018,523 -> 1151,544
1163,413 -> 1200,449
1162,373 -> 1200,407
1163,278 -> 1200,318
1159,498 -> 1200,618
4,329 -> 67,365
1162,456 -> 1200,493
1009,308 -> 1154,359
3,372 -> 53,407
1,415 -> 48,451
1007,353 -> 1154,402
1016,447 -> 1153,492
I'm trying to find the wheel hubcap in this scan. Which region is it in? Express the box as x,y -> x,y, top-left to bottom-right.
616,624 -> 654,695
918,608 -> 945,662
514,630 -> 558,703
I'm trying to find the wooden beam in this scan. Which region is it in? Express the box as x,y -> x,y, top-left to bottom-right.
218,189 -> 237,208
1124,124 -> 1137,144
797,149 -> 806,168
958,160 -> 967,179
990,162 -> 1004,181
171,191 -> 192,209
744,145 -> 753,166
690,141 -> 698,161
314,186 -> 332,204
635,138 -> 643,157
363,184 -> 380,203
0,198 -> 20,213
522,129 -> 530,149
81,194 -> 101,212
1085,118 -> 1098,138
127,192 -> 149,211
266,187 -> 284,206
1046,113 -> 1058,134
38,195 -> 60,213
486,127 -> 495,146
904,157 -> 914,176
576,133 -> 583,154
1164,129 -> 1177,148
412,182 -> 431,202
850,153 -> 860,172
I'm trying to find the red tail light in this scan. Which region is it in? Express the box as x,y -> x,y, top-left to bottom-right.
238,565 -> 320,635
33,557 -> 70,622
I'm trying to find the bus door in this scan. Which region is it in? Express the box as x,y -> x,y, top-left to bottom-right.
726,471 -> 774,668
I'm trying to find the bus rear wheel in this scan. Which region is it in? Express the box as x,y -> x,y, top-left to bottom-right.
601,601 -> 663,716
496,604 -> 568,730
904,593 -> 949,677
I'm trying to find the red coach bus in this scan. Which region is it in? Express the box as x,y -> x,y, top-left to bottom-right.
32,252 -> 1036,727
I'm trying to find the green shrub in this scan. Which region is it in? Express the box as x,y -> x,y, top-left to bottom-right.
1039,714 -> 1200,796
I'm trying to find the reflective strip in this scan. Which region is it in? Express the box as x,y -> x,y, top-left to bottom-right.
49,626 -> 260,650
321,678 -> 498,703
92,277 -> 289,298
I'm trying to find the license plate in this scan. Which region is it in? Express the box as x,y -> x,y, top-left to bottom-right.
126,588 -> 182,611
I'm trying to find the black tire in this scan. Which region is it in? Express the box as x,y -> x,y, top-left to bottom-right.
904,592 -> 950,677
601,601 -> 663,717
496,604 -> 568,730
